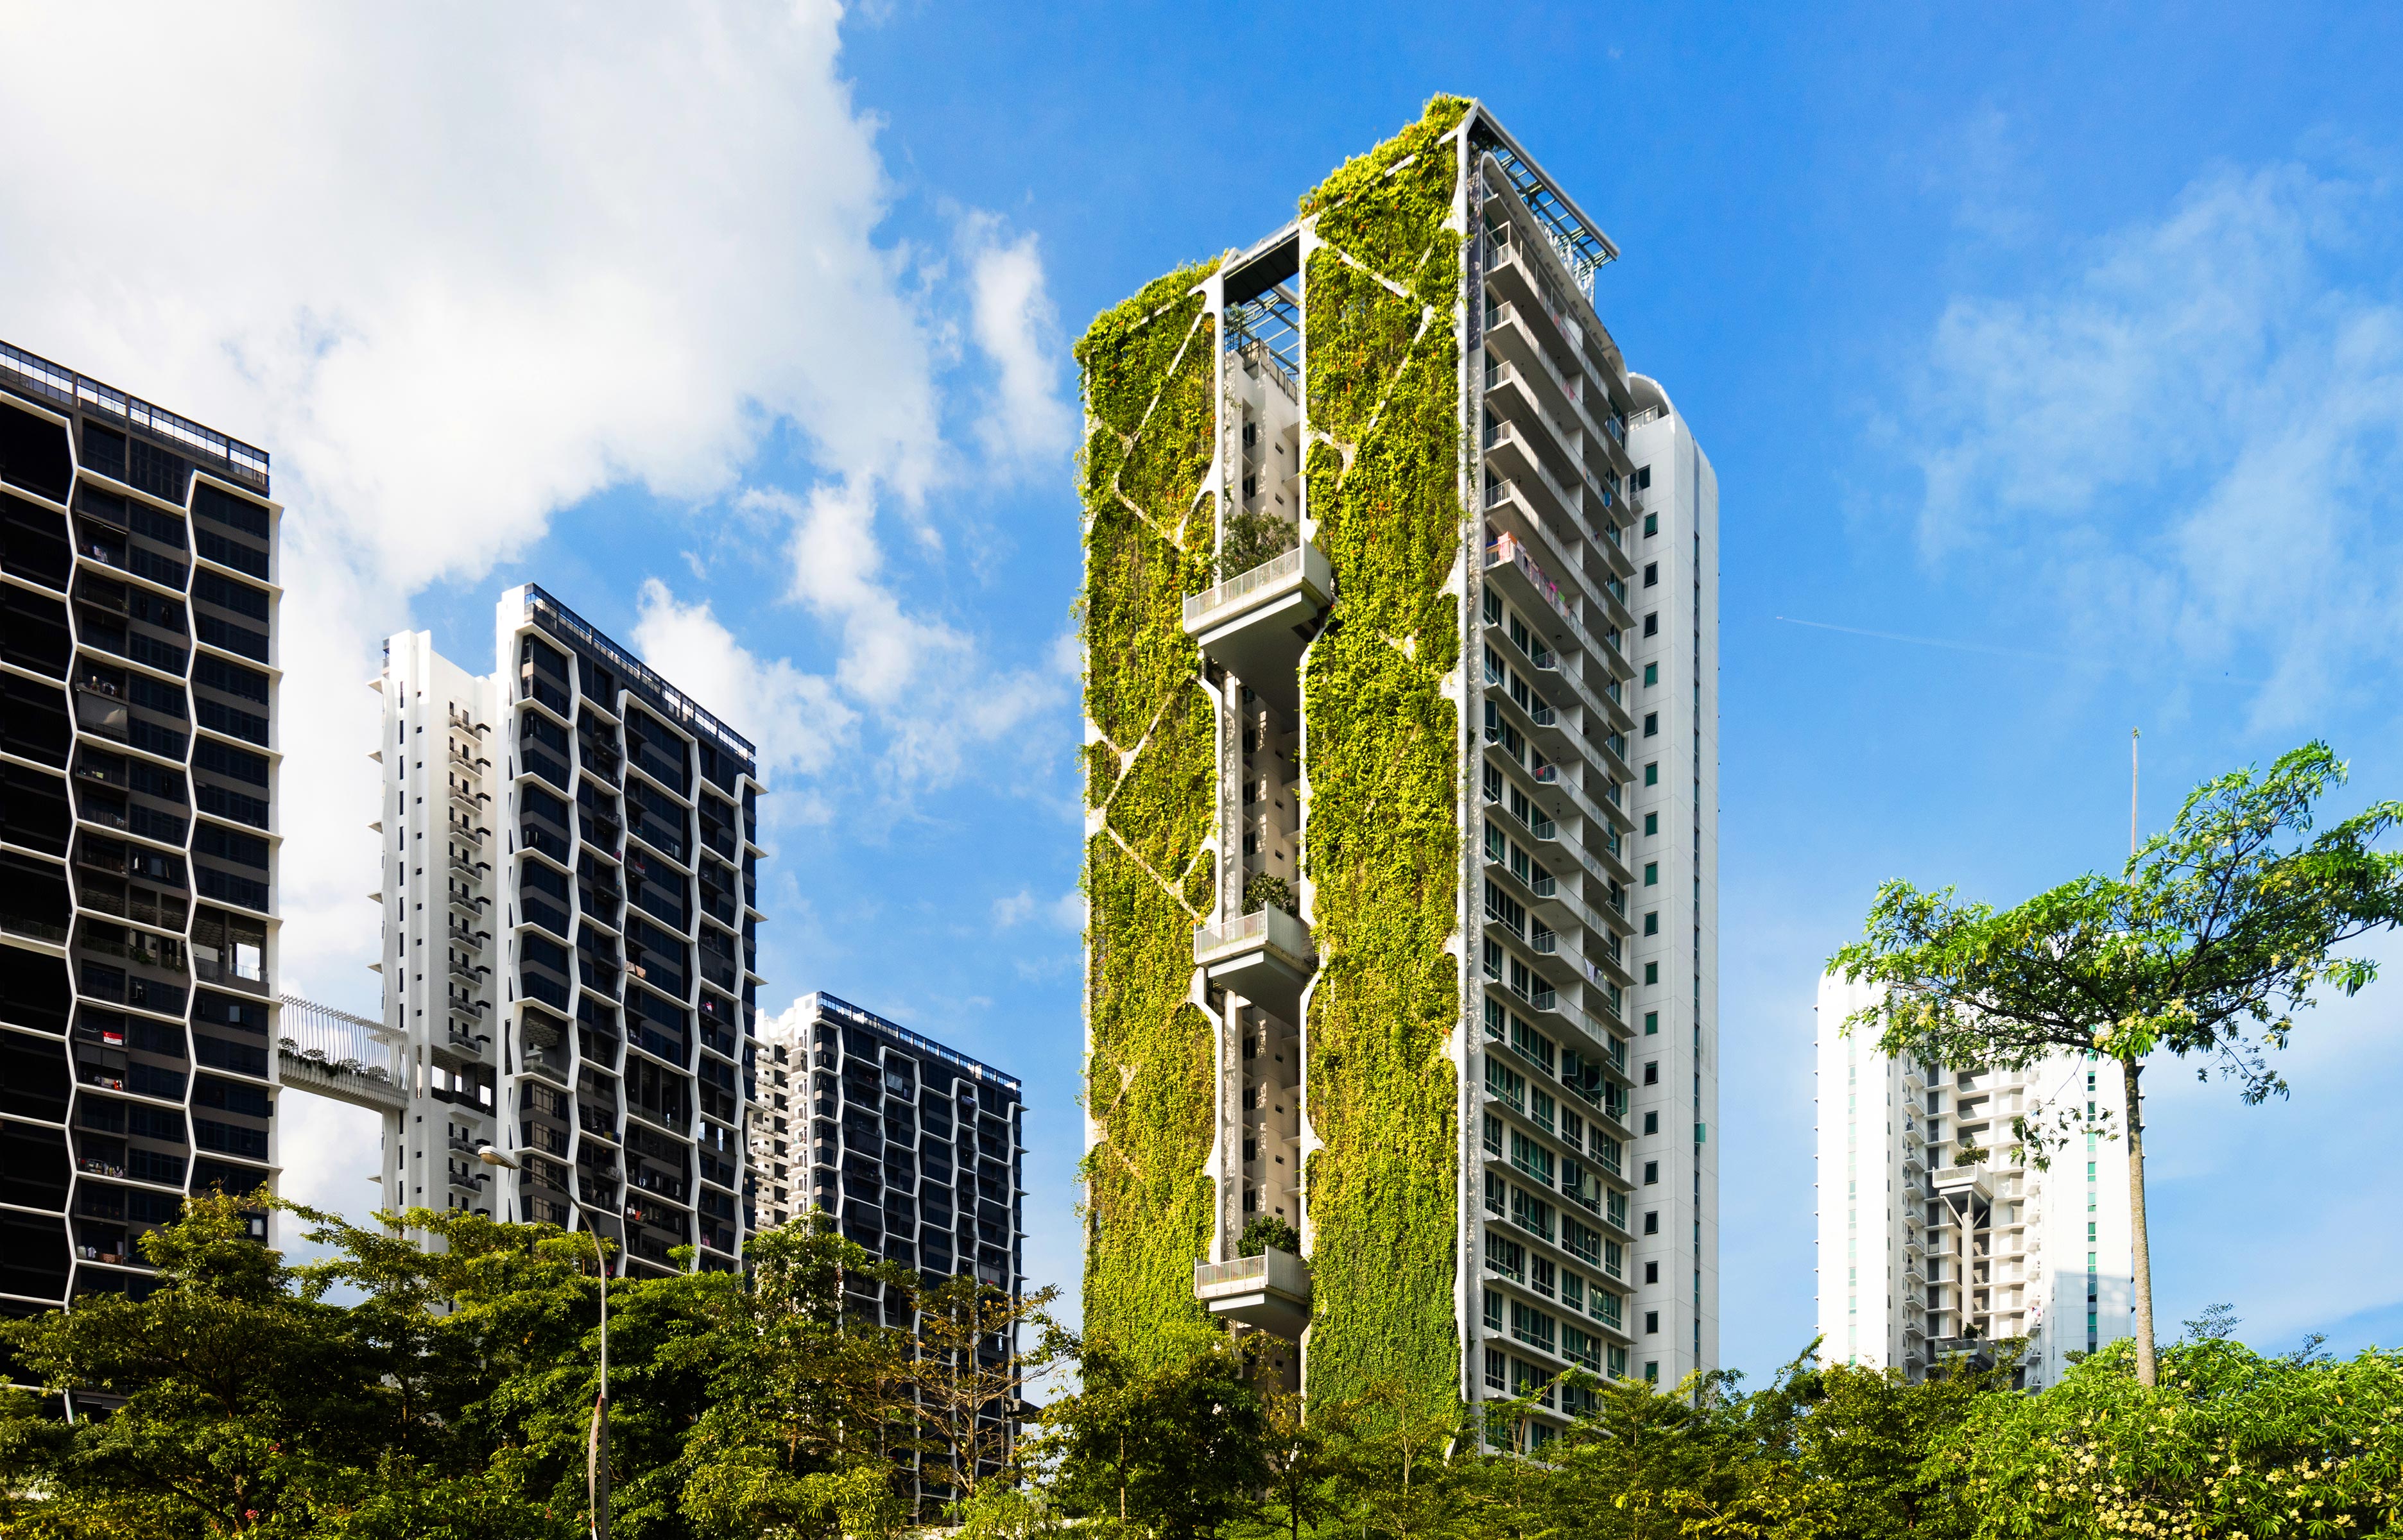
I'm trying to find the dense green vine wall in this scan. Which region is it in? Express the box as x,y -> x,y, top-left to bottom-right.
1297,95 -> 1470,1417
1078,262 -> 1223,1365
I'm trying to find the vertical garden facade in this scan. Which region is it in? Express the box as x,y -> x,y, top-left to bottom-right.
1080,100 -> 1710,1433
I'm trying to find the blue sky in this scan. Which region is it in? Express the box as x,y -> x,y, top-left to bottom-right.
8,3 -> 2403,1381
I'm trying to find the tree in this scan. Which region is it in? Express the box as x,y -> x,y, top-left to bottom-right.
1932,1314 -> 2403,1536
1234,1213 -> 1300,1258
1831,742 -> 2403,1386
1042,1329 -> 1269,1538
675,1211 -> 918,1539
903,1273 -> 1062,1514
1237,1384 -> 1356,1540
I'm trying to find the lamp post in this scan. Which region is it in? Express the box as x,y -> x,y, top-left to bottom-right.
482,1143 -> 612,1540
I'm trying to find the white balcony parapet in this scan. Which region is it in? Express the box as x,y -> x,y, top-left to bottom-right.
1194,1245 -> 1312,1339
1181,542 -> 1332,709
1194,906 -> 1317,1019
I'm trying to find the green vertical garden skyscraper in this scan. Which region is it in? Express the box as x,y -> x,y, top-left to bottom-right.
1077,98 -> 1719,1437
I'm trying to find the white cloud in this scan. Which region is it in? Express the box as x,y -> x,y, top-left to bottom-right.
630,576 -> 855,782
769,482 -> 1069,785
992,888 -> 1081,931
962,217 -> 1077,465
0,6 -> 1074,1209
1900,162 -> 2403,730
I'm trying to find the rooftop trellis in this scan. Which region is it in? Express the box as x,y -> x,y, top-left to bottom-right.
1475,139 -> 1613,301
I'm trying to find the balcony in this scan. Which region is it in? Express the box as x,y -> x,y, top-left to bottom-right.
1193,1246 -> 1311,1339
1180,542 -> 1333,710
1193,906 -> 1316,1018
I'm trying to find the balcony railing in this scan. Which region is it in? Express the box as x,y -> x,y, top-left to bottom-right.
1182,542 -> 1328,631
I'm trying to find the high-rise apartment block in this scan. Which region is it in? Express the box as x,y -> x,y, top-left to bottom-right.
1076,99 -> 1716,1435
376,585 -> 763,1274
1815,975 -> 2134,1387
751,991 -> 1024,1288
0,340 -> 282,1309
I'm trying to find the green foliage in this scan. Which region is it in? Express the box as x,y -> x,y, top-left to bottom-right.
1832,741 -> 2403,1383
1081,836 -> 1216,1362
1235,1213 -> 1301,1258
1103,685 -> 1215,887
1936,1328 -> 2403,1537
1077,252 -> 1225,1369
1015,1320 -> 2403,1539
1039,1331 -> 1270,1540
0,1196 -> 1058,1540
1218,502 -> 1297,579
1832,742 -> 2403,1095
1241,873 -> 1294,917
1295,95 -> 1469,1419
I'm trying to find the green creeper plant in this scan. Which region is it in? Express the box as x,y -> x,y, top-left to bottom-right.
1296,94 -> 1470,1420
1830,742 -> 2403,1387
1077,259 -> 1223,1366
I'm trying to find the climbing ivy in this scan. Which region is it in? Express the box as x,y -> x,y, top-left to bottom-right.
1076,96 -> 1476,1405
1078,260 -> 1222,1366
1297,96 -> 1470,1419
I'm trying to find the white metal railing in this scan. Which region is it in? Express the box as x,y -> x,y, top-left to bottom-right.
1194,904 -> 1315,964
1194,1247 -> 1311,1298
1181,542 -> 1330,629
277,994 -> 402,1087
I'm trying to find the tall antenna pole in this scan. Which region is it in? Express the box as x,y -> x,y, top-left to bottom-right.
2130,728 -> 2140,857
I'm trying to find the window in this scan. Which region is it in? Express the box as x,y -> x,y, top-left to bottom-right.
1645,1260 -> 1660,1284
1642,612 -> 1659,637
1642,712 -> 1658,737
1644,812 -> 1658,835
1643,1061 -> 1659,1086
1644,1210 -> 1658,1235
1644,1011 -> 1657,1034
1642,1160 -> 1659,1185
1643,911 -> 1658,936
1643,1111 -> 1659,1134
1643,862 -> 1658,886
1643,662 -> 1658,687
1644,962 -> 1658,984
1644,762 -> 1659,786
1483,1288 -> 1503,1331
1633,466 -> 1651,490
1644,1311 -> 1660,1334
1642,561 -> 1658,588
1643,512 -> 1658,537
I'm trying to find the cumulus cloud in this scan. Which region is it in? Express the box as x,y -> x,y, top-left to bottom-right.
0,4 -> 1075,1221
962,217 -> 1078,465
630,578 -> 855,782
768,482 -> 1070,785
1899,162 -> 2403,730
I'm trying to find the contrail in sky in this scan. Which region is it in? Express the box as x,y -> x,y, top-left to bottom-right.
1771,615 -> 2087,666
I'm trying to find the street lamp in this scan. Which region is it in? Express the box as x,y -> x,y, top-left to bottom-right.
481,1143 -> 613,1540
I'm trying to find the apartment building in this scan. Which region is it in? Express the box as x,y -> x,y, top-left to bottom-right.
749,991 -> 1024,1294
375,585 -> 764,1274
1815,974 -> 2135,1387
1078,99 -> 1717,1435
0,339 -> 282,1311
